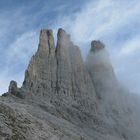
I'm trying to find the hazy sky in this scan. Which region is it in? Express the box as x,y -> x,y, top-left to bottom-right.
0,0 -> 140,94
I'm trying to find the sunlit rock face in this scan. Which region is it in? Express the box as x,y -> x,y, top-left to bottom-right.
0,29 -> 140,140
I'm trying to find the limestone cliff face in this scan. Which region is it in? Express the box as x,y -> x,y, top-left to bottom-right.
23,29 -> 96,100
0,29 -> 140,140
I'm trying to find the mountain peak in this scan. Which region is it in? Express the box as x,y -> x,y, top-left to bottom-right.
90,40 -> 105,52
1,28 -> 139,140
57,28 -> 72,47
38,29 -> 55,55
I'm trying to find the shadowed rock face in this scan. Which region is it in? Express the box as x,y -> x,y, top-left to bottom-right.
0,28 -> 140,140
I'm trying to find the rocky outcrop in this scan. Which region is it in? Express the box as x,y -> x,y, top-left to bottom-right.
8,81 -> 18,95
0,28 -> 140,140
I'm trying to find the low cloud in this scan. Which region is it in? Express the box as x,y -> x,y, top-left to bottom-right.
53,0 -> 140,93
120,36 -> 140,56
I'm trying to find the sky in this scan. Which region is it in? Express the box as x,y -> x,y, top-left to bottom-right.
0,0 -> 140,94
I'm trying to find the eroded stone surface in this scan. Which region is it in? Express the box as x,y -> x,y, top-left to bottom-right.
0,29 -> 140,140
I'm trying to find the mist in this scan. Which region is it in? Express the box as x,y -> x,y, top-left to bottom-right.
53,0 -> 140,94
85,41 -> 140,139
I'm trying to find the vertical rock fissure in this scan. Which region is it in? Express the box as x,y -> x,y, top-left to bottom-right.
55,48 -> 60,94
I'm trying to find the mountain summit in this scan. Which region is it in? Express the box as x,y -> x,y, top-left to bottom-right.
0,29 -> 140,140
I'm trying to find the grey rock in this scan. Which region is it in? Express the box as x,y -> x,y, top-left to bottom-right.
90,40 -> 105,52
0,28 -> 140,140
8,80 -> 18,95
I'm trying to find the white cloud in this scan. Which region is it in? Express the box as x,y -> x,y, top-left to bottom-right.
52,0 -> 140,93
54,0 -> 140,44
7,31 -> 38,64
120,36 -> 140,56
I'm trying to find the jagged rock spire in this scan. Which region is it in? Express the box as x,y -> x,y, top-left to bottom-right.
8,80 -> 23,98
0,29 -> 139,140
57,28 -> 71,47
37,29 -> 55,55
8,80 -> 18,95
86,40 -> 119,101
87,40 -> 111,68
23,29 -> 56,91
22,29 -> 97,105
90,40 -> 105,52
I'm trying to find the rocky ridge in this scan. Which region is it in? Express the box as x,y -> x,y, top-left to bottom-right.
0,28 -> 140,140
